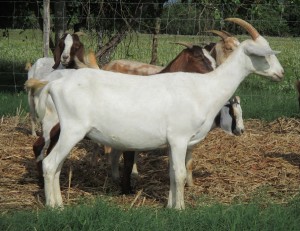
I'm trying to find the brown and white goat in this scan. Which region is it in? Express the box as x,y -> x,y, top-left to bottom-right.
159,42 -> 216,73
102,42 -> 216,76
52,33 -> 85,69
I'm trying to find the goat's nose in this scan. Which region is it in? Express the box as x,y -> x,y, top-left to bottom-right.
62,55 -> 69,60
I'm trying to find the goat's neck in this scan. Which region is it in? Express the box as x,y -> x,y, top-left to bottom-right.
208,48 -> 251,101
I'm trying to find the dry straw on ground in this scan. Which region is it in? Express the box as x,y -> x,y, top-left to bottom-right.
0,116 -> 299,212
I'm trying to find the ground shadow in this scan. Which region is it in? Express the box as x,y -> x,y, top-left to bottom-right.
264,152 -> 300,168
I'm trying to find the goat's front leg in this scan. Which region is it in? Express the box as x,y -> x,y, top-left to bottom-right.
167,141 -> 187,210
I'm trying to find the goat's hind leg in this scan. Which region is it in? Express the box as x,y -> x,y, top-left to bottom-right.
110,148 -> 122,182
43,130 -> 83,208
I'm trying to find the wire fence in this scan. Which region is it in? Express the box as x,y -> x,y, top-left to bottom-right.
1,1 -> 300,94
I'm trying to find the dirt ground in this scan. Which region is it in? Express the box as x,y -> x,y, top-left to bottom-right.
0,116 -> 300,212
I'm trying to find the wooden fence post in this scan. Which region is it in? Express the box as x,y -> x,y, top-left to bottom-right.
43,0 -> 50,57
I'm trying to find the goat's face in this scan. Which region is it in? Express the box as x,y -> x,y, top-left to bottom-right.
53,33 -> 84,69
215,37 -> 240,66
219,95 -> 244,136
223,37 -> 240,57
228,96 -> 244,136
245,36 -> 284,81
60,34 -> 73,66
186,46 -> 215,73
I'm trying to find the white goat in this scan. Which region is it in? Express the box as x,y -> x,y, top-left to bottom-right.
27,58 -> 64,136
29,18 -> 283,209
27,49 -> 98,136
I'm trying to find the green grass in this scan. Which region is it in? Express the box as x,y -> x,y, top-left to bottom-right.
0,91 -> 28,117
1,195 -> 300,231
1,30 -> 300,229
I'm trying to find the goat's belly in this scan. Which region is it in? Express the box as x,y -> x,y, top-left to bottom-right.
86,128 -> 167,151
188,123 -> 212,147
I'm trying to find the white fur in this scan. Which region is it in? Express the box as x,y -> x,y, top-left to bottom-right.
60,34 -> 74,66
27,58 -> 65,136
203,49 -> 217,69
110,96 -> 244,185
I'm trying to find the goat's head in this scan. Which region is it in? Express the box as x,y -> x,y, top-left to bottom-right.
225,18 -> 284,81
206,30 -> 240,66
52,33 -> 85,69
228,96 -> 244,135
215,95 -> 244,136
161,42 -> 216,74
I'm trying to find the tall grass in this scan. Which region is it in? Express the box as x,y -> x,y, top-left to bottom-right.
1,195 -> 300,231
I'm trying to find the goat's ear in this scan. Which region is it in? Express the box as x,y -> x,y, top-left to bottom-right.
76,43 -> 85,63
52,45 -> 62,69
245,44 -> 280,57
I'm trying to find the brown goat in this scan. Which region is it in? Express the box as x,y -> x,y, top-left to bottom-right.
103,43 -> 216,76
102,60 -> 163,75
159,43 -> 215,74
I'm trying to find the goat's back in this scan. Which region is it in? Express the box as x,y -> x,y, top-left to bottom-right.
103,59 -> 163,75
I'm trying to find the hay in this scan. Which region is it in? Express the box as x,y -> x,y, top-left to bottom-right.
0,116 -> 299,211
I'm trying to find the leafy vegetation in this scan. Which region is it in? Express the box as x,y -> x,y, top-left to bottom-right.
2,1 -> 300,36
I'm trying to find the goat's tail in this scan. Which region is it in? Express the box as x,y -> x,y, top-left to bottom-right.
75,50 -> 100,69
24,78 -> 48,94
24,78 -> 50,122
25,61 -> 32,71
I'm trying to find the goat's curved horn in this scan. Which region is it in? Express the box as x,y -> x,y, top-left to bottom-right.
171,42 -> 193,49
206,30 -> 229,40
225,18 -> 260,40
